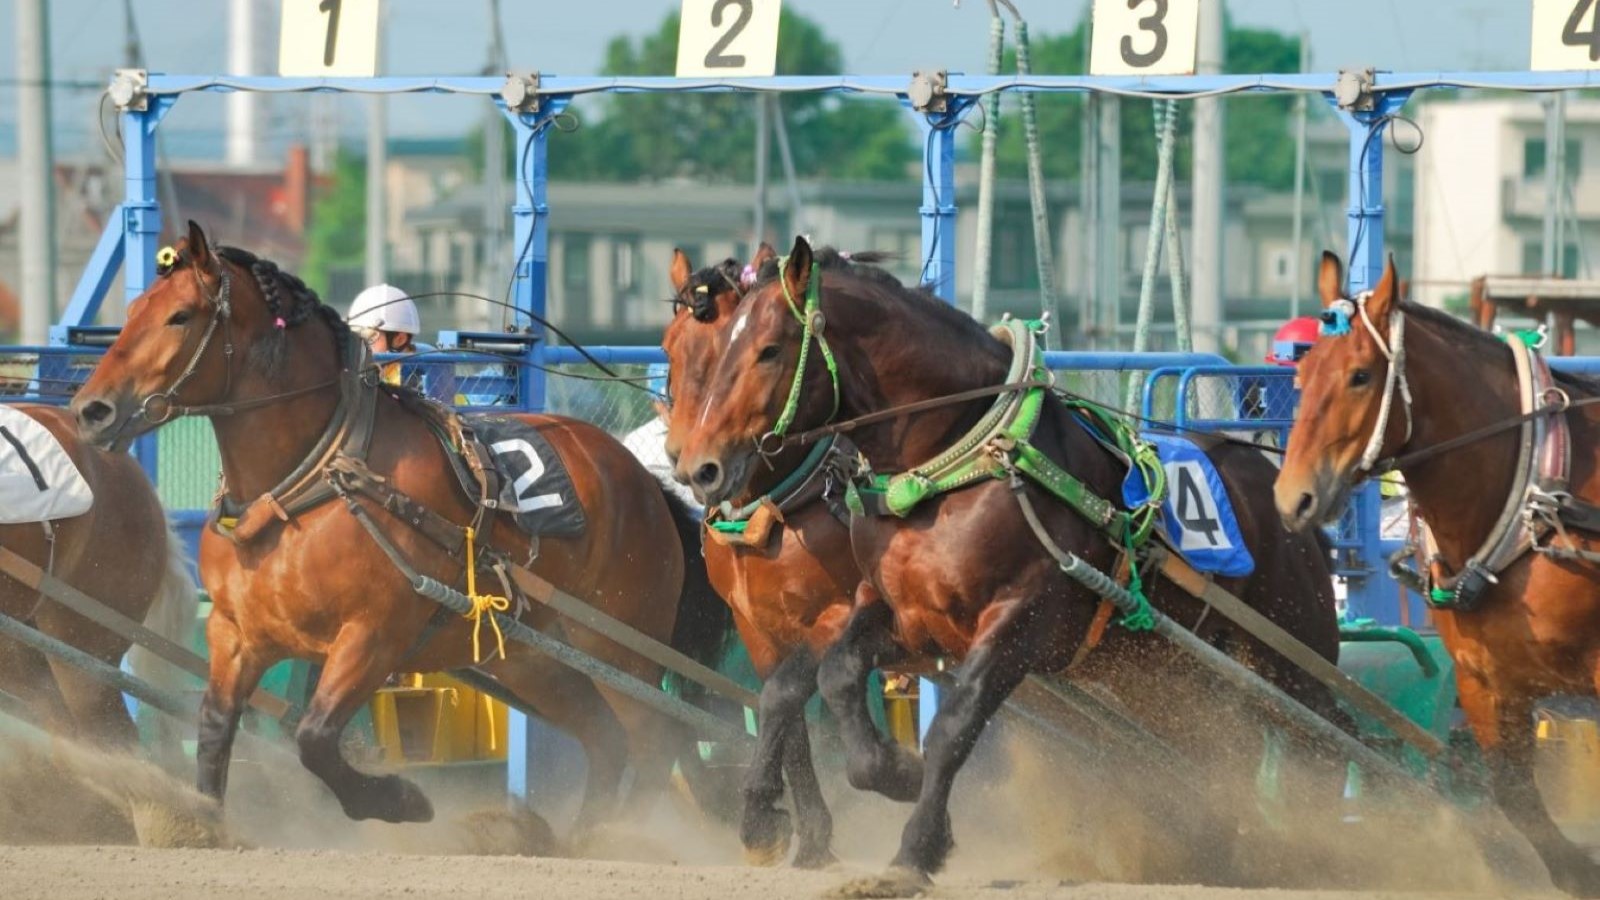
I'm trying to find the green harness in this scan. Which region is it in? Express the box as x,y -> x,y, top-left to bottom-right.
840,319 -> 1167,629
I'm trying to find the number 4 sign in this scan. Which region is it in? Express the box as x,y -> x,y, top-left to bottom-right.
676,0 -> 782,78
1533,0 -> 1600,70
1090,0 -> 1201,77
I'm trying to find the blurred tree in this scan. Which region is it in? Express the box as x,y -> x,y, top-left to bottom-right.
301,150 -> 365,296
470,10 -> 915,183
989,17 -> 1302,188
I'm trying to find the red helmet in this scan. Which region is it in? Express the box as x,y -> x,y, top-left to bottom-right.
1267,315 -> 1321,366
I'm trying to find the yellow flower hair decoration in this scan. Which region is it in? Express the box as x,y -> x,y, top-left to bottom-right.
156,245 -> 178,275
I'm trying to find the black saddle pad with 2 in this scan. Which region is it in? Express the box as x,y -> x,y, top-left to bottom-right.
467,415 -> 587,538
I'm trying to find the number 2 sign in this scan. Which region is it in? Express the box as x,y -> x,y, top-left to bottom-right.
1533,0 -> 1600,70
279,0 -> 381,77
676,0 -> 782,78
1089,0 -> 1201,77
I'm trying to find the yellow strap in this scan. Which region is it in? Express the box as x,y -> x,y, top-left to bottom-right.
462,526 -> 509,663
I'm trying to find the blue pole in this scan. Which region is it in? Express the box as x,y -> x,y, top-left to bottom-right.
1327,88 -> 1414,626
500,97 -> 569,414
907,100 -> 970,306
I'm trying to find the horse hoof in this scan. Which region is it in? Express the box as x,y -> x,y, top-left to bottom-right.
740,806 -> 792,867
826,866 -> 932,899
791,845 -> 839,870
343,775 -> 434,824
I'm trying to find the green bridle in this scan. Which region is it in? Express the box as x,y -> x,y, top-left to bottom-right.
759,258 -> 841,455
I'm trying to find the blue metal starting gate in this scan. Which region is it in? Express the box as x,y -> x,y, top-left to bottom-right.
33,65 -> 1600,793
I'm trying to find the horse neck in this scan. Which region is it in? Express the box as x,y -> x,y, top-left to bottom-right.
824,284 -> 1010,471
1393,317 -> 1521,567
210,318 -> 345,502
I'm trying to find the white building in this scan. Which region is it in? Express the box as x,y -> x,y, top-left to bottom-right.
1413,98 -> 1600,311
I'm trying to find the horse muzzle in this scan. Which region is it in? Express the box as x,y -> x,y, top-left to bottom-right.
1274,463 -> 1353,532
71,391 -> 143,452
679,448 -> 753,508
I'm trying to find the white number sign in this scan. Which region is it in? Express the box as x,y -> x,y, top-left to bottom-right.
1532,0 -> 1600,71
1089,0 -> 1201,77
279,0 -> 381,78
1165,461 -> 1231,552
490,439 -> 563,513
675,0 -> 782,78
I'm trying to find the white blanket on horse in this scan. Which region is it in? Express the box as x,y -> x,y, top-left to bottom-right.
622,418 -> 701,510
0,406 -> 93,523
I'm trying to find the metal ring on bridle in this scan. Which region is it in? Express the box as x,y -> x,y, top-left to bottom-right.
1543,386 -> 1571,413
756,430 -> 785,457
140,392 -> 175,425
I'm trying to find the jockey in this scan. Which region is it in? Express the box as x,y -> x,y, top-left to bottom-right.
348,284 -> 422,387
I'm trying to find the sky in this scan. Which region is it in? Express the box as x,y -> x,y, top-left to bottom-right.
0,0 -> 1537,158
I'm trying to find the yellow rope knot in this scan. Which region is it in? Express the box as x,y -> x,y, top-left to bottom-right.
462,527 -> 510,663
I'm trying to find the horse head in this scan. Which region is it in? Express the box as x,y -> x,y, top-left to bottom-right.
659,242 -> 774,471
1275,250 -> 1408,531
72,219 -> 339,450
673,235 -> 835,506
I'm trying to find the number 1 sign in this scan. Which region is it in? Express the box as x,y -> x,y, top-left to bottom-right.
1533,0 -> 1600,70
1090,0 -> 1201,77
279,0 -> 381,78
676,0 -> 782,78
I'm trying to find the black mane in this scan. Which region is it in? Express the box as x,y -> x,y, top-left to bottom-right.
216,245 -> 351,376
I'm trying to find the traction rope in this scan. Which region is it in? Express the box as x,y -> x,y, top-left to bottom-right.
462,526 -> 510,663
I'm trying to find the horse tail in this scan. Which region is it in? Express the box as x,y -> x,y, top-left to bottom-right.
660,485 -> 733,692
128,518 -> 199,770
656,483 -> 744,823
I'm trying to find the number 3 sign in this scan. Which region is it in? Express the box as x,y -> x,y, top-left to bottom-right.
1533,0 -> 1600,70
676,0 -> 782,77
1090,0 -> 1201,77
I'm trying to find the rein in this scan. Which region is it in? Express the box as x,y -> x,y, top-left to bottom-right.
779,378 -> 1056,451
1375,392 -> 1600,473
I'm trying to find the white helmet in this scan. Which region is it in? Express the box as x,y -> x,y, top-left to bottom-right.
348,284 -> 421,335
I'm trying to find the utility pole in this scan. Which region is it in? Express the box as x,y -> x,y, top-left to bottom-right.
483,0 -> 509,308
769,96 -> 805,236
365,8 -> 388,289
1289,31 -> 1309,317
753,94 -> 770,246
16,0 -> 56,345
1190,0 -> 1225,352
1543,92 -> 1567,277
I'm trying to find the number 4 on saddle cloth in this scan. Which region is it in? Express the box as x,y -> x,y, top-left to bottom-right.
1121,431 -> 1255,578
0,406 -> 93,524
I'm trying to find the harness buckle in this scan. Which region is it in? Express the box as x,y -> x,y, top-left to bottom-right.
1542,386 -> 1571,413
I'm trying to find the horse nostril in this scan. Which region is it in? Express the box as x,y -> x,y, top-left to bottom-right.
1294,491 -> 1316,522
692,461 -> 722,489
78,400 -> 113,427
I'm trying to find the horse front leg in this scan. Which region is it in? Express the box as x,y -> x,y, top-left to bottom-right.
740,649 -> 831,866
1461,676 -> 1600,897
295,626 -> 432,823
816,584 -> 922,802
839,593 -> 1043,898
196,612 -> 271,802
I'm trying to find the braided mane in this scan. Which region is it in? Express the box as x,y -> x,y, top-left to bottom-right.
216,245 -> 352,377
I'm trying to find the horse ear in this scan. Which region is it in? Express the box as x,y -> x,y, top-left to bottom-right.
783,236 -> 813,299
1367,253 -> 1400,320
186,220 -> 214,270
669,248 -> 692,294
1317,251 -> 1344,308
751,241 -> 777,272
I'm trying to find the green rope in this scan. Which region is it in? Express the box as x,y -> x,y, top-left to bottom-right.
1429,585 -> 1456,607
1119,527 -> 1156,632
769,259 -> 840,439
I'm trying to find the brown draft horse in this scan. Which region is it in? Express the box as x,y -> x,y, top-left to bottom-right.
1278,253 -> 1600,897
0,405 -> 195,755
674,236 -> 1348,894
69,221 -> 729,832
660,246 -> 863,867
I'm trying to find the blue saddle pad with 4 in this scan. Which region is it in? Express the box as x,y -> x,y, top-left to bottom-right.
1122,431 -> 1254,578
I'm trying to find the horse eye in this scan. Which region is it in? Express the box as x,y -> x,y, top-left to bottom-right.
1349,369 -> 1372,388
165,309 -> 193,327
757,344 -> 781,363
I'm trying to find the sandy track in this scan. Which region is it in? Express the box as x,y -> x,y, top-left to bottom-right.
0,846 -> 1534,900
